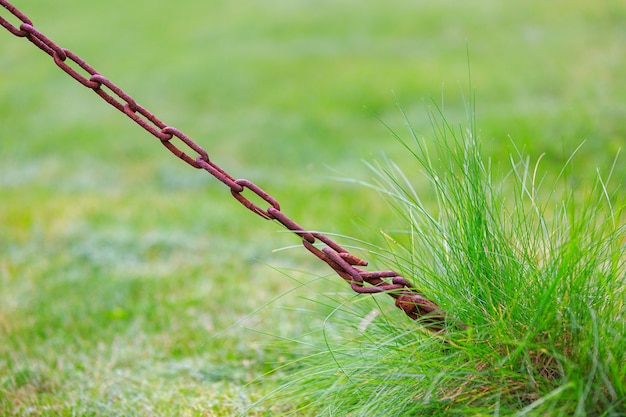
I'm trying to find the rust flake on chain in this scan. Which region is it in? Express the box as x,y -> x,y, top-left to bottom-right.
1,0 -> 466,332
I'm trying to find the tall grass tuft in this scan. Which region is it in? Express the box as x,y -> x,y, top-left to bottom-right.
256,101 -> 626,416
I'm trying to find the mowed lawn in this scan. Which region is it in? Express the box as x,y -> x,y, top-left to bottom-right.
1,0 -> 625,415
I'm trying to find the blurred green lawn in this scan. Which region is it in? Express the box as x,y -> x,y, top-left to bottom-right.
1,0 -> 625,414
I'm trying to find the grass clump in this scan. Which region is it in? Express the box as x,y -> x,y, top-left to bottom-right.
259,103 -> 626,416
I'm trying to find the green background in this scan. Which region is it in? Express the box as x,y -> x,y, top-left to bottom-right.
1,0 -> 624,414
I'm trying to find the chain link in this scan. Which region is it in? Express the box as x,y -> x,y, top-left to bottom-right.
1,0 -> 466,332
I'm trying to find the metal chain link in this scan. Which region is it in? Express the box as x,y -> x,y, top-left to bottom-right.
1,0 -> 466,332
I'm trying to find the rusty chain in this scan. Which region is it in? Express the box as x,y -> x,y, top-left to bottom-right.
1,0 -> 466,332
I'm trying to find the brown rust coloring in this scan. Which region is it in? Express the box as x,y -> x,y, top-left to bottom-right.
1,0 -> 467,332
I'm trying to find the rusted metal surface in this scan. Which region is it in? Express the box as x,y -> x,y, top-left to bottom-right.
1,0 -> 466,332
